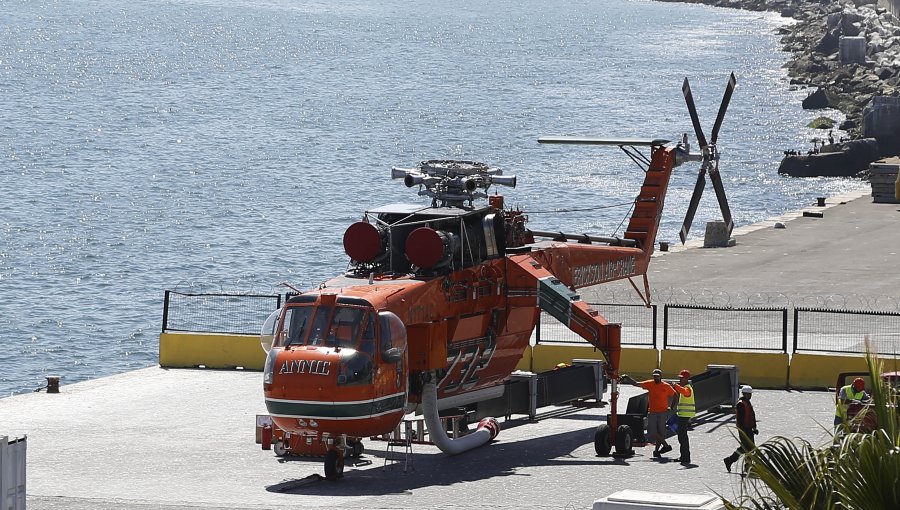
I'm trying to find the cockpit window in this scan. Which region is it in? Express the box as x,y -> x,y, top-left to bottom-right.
308,305 -> 334,346
279,303 -> 374,350
281,306 -> 314,347
359,312 -> 376,356
327,307 -> 366,348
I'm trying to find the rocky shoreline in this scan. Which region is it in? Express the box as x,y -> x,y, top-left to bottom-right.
658,0 -> 900,155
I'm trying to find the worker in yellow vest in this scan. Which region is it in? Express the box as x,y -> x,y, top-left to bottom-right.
834,377 -> 869,429
672,369 -> 695,465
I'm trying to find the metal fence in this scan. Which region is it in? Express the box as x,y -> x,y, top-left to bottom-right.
536,304 -> 657,347
536,303 -> 788,352
162,291 -> 282,335
161,291 -> 900,356
663,304 -> 788,352
793,307 -> 900,355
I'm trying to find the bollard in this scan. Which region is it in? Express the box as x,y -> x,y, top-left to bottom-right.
46,376 -> 60,393
659,241 -> 669,252
816,197 -> 826,207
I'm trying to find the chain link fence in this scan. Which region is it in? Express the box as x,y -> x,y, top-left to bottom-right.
162,291 -> 282,335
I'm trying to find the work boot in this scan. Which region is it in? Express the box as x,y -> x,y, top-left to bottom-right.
652,450 -> 661,458
659,444 -> 673,455
724,457 -> 733,472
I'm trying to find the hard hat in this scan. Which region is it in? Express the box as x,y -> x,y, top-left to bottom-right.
741,385 -> 753,394
652,368 -> 662,376
852,377 -> 865,390
679,369 -> 691,378
555,362 -> 568,369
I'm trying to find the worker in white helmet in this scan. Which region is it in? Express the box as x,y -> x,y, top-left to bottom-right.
724,385 -> 758,473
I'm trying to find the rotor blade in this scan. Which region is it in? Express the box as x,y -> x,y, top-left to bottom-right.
679,169 -> 707,244
708,162 -> 734,237
709,72 -> 737,145
682,77 -> 708,150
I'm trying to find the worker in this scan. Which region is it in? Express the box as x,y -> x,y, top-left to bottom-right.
621,368 -> 676,458
834,377 -> 870,429
723,385 -> 757,473
672,369 -> 695,465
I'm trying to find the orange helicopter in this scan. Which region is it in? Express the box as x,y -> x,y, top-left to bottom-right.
260,74 -> 737,480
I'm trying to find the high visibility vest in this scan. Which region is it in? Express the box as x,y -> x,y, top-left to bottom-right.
676,383 -> 696,418
835,385 -> 866,419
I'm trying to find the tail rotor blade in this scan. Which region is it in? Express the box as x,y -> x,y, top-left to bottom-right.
682,77 -> 708,150
679,169 -> 707,244
710,72 -> 737,145
708,162 -> 734,237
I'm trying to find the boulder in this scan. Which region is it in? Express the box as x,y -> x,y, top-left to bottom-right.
802,87 -> 829,109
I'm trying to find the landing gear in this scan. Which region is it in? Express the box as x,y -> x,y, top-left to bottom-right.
594,423 -> 612,456
273,439 -> 287,457
349,439 -> 364,458
595,423 -> 634,457
324,449 -> 344,481
615,424 -> 633,455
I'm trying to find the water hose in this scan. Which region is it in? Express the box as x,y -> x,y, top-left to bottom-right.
421,380 -> 500,455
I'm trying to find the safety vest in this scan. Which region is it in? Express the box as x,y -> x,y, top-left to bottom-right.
676,383 -> 696,418
835,385 -> 866,419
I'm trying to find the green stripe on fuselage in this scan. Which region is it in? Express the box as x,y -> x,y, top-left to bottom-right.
266,394 -> 406,419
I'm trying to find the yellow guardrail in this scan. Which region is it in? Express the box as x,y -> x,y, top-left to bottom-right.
160,332 -> 894,389
661,349 -> 789,388
159,332 -> 266,370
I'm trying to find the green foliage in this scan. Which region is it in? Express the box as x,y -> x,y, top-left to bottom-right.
723,347 -> 900,510
807,117 -> 835,129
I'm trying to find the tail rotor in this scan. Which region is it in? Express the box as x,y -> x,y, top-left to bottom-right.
678,72 -> 737,244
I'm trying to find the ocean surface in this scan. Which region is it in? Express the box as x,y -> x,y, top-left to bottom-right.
0,0 -> 867,397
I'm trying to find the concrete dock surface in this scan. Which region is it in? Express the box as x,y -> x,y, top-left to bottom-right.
644,188 -> 899,300
3,189 -> 897,509
1,367 -> 834,510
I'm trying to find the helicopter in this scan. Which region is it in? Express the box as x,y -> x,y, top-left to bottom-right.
259,74 -> 737,480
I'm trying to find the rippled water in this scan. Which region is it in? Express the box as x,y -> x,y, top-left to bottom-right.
0,0 -> 866,397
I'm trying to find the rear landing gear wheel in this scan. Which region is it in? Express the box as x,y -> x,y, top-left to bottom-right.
615,424 -> 633,456
594,423 -> 611,456
324,449 -> 344,481
351,440 -> 364,458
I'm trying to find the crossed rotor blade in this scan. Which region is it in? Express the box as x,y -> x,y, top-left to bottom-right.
709,160 -> 734,237
681,78 -> 707,150
710,72 -> 737,145
679,169 -> 707,244
678,74 -> 737,244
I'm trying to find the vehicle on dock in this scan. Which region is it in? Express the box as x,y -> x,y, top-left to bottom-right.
260,74 -> 738,480
834,370 -> 900,433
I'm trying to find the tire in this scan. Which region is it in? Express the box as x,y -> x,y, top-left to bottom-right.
273,440 -> 287,457
324,449 -> 344,481
351,440 -> 364,458
594,423 -> 612,456
615,424 -> 633,456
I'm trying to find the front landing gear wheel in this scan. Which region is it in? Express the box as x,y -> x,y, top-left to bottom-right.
615,424 -> 633,456
324,449 -> 344,481
594,423 -> 611,456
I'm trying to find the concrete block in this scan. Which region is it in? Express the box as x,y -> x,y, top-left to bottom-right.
703,221 -> 735,248
839,36 -> 866,64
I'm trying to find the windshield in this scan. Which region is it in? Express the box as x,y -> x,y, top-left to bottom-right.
277,304 -> 371,350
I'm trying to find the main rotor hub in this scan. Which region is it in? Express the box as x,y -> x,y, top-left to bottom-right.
391,159 -> 516,208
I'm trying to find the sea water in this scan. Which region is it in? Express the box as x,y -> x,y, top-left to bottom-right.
0,0 -> 867,397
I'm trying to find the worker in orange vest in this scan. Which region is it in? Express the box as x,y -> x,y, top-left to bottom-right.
724,385 -> 757,473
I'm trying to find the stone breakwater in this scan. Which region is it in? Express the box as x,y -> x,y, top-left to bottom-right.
658,0 -> 900,151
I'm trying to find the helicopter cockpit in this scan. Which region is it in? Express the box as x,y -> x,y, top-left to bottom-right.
261,297 -> 407,390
